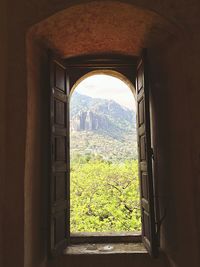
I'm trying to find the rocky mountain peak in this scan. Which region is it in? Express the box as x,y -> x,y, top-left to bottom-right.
70,92 -> 136,139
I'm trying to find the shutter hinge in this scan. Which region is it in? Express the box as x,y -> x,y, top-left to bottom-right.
151,147 -> 154,160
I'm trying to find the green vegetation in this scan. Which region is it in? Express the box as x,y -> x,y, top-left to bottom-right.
70,91 -> 141,233
70,156 -> 141,232
70,131 -> 137,163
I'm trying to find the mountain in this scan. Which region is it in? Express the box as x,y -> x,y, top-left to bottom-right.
70,92 -> 138,162
70,92 -> 136,139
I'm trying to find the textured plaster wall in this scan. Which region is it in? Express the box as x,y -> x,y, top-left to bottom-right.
1,1 -> 200,267
29,2 -> 176,57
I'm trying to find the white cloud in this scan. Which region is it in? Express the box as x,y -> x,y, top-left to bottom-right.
74,74 -> 136,110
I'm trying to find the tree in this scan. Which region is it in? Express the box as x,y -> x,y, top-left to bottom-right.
70,158 -> 141,232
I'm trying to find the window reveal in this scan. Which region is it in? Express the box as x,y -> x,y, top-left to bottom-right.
49,53 -> 158,257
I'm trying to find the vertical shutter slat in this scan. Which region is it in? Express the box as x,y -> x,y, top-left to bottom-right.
50,57 -> 70,256
136,50 -> 158,257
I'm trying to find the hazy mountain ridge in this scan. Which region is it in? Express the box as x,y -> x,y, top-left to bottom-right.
70,92 -> 136,139
70,92 -> 138,162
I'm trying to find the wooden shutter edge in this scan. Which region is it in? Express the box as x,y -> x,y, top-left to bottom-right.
136,50 -> 158,258
49,54 -> 70,258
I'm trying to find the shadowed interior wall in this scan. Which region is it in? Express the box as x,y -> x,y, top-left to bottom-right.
0,0 -> 7,266
1,1 -> 200,267
25,37 -> 50,267
148,35 -> 200,267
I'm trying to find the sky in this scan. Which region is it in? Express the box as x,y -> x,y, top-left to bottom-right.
74,74 -> 136,110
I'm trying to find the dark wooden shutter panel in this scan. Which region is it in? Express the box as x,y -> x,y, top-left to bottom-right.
50,57 -> 70,256
136,51 -> 158,257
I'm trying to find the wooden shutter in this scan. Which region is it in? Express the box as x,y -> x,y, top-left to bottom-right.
136,51 -> 157,257
50,57 -> 70,256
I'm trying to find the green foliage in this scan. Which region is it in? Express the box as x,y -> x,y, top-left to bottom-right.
70,131 -> 138,162
70,157 -> 141,232
70,92 -> 140,232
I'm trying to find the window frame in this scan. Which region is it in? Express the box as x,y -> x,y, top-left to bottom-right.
66,55 -> 140,245
49,53 -> 158,257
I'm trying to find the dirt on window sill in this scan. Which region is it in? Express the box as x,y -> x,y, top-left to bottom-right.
64,242 -> 147,255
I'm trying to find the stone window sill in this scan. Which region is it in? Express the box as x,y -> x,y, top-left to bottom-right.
64,242 -> 147,255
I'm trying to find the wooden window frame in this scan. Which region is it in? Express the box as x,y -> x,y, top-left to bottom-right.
49,52 -> 158,257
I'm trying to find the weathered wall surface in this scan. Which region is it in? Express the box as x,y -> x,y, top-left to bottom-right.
1,1 -> 200,267
30,2 -> 174,57
148,35 -> 200,267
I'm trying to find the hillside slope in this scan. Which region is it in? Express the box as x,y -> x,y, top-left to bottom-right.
70,92 -> 138,161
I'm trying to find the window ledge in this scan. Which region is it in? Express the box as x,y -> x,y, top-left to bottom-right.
70,231 -> 141,244
64,243 -> 147,255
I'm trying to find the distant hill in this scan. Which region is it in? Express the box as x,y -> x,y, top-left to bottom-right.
70,92 -> 138,162
70,92 -> 136,139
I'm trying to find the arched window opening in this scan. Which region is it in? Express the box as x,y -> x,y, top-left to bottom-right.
70,73 -> 141,234
49,55 -> 158,257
